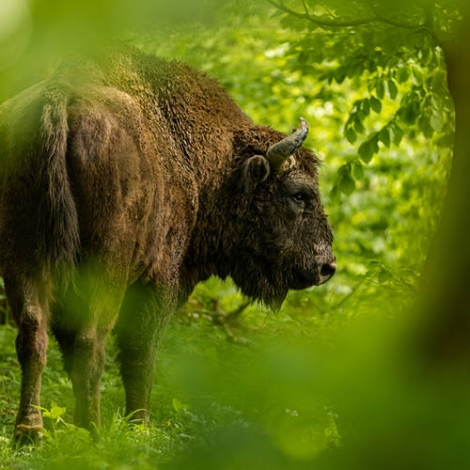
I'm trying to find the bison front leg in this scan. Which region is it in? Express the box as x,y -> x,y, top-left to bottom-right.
116,283 -> 172,423
5,275 -> 49,443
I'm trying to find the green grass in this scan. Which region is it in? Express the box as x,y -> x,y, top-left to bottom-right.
0,271 -> 417,469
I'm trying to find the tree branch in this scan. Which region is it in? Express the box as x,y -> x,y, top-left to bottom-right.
268,0 -> 377,27
300,0 -> 310,16
268,0 -> 424,31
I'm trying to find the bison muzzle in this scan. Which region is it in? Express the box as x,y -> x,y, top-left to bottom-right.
0,47 -> 335,442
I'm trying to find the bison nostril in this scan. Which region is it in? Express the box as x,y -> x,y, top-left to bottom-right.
320,262 -> 336,282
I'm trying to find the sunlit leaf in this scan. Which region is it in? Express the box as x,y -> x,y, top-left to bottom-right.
173,397 -> 190,414
430,110 -> 444,132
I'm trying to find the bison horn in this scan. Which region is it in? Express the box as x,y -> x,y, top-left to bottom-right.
266,118 -> 309,170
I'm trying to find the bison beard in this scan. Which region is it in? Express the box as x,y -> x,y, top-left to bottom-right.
0,46 -> 335,442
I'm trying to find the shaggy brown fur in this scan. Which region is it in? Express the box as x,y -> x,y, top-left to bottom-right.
0,46 -> 335,441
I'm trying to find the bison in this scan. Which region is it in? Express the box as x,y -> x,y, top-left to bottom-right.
0,47 -> 335,441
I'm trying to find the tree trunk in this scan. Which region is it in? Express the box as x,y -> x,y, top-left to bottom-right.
417,4 -> 470,368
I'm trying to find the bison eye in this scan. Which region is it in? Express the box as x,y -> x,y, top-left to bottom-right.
292,192 -> 307,203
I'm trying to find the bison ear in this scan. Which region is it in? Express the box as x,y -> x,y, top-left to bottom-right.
240,155 -> 271,192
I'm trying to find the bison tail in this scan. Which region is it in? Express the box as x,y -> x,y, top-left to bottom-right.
37,90 -> 80,285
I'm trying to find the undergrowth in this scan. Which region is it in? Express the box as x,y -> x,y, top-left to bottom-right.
0,271 -> 413,470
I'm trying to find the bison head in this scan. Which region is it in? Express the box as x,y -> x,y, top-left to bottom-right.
226,118 -> 336,310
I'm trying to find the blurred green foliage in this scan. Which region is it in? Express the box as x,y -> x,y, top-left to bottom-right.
142,0 -> 451,315
0,0 -> 465,469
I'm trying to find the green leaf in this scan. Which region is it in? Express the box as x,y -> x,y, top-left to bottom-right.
339,176 -> 355,196
337,164 -> 356,196
396,66 -> 410,84
50,406 -> 67,420
334,65 -> 347,84
361,99 -> 370,116
352,160 -> 364,179
345,127 -> 357,144
429,96 -> 444,132
371,133 -> 380,153
43,403 -> 67,421
370,96 -> 382,113
364,59 -> 377,74
347,61 -> 363,79
353,115 -> 365,134
430,110 -> 444,132
419,114 -> 434,138
378,269 -> 392,284
376,80 -> 385,99
391,123 -> 404,145
400,102 -> 419,125
172,397 -> 190,414
411,65 -> 424,84
430,70 -> 447,94
379,127 -> 391,148
329,184 -> 342,202
388,79 -> 398,99
358,140 -> 374,164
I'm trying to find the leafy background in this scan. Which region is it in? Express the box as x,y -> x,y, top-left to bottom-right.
0,0 -> 464,469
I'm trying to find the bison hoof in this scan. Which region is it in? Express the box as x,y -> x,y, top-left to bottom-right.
14,424 -> 45,446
